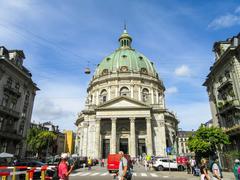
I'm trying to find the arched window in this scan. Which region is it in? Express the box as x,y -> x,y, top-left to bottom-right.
100,89 -> 107,103
120,87 -> 130,96
141,68 -> 148,74
142,88 -> 149,102
102,69 -> 108,75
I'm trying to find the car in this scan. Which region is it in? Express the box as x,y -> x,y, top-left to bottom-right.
107,154 -> 132,173
153,158 -> 185,171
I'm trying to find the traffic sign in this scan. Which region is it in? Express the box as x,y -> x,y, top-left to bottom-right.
166,147 -> 172,153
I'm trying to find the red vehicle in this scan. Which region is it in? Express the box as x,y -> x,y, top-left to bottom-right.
107,154 -> 131,173
176,156 -> 189,166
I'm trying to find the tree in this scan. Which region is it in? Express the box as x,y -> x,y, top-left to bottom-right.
27,128 -> 57,157
187,125 -> 229,158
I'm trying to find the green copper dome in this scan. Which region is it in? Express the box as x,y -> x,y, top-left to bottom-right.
94,29 -> 158,78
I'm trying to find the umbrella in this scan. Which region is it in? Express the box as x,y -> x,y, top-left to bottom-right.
0,152 -> 14,158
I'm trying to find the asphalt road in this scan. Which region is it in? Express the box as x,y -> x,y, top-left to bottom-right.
69,165 -> 200,180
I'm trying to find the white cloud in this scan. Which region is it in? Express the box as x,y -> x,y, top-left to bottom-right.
208,14 -> 240,29
169,102 -> 212,131
174,65 -> 191,77
165,87 -> 178,94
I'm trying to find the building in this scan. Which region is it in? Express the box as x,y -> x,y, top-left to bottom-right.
75,28 -> 178,158
204,119 -> 213,128
177,130 -> 194,156
64,130 -> 75,154
203,33 -> 240,152
0,46 -> 39,157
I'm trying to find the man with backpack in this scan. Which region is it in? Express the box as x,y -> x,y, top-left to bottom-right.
118,151 -> 132,180
233,159 -> 240,180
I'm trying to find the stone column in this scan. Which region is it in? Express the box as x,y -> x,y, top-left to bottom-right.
146,117 -> 153,155
82,122 -> 88,156
130,117 -> 136,157
95,118 -> 101,158
111,118 -> 117,154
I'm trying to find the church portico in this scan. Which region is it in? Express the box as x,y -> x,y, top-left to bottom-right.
75,28 -> 178,159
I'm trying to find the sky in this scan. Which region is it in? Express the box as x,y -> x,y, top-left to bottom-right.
1,0 -> 240,131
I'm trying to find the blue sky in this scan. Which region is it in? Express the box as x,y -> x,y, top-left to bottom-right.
1,0 -> 240,131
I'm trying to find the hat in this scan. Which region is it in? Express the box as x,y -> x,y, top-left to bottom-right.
61,153 -> 68,159
235,159 -> 240,163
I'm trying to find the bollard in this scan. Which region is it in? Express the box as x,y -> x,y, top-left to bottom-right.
12,166 -> 16,180
41,165 -> 48,180
0,172 -> 10,180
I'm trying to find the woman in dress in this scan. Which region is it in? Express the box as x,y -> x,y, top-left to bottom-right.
200,158 -> 210,180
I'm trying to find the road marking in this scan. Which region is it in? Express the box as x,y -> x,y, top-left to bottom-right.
163,175 -> 169,178
71,172 -> 83,176
133,173 -> 137,176
100,172 -> 108,176
150,173 -> 158,177
141,173 -> 147,176
80,172 -> 90,176
90,173 -> 99,176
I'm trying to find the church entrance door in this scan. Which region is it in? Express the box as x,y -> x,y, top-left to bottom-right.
119,138 -> 128,154
102,139 -> 110,158
138,139 -> 146,156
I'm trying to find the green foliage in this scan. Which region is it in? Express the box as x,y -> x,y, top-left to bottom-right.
27,128 -> 57,155
187,125 -> 229,157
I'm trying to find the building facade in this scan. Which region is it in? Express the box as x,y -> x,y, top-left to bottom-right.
203,33 -> 240,152
75,29 -> 178,158
177,131 -> 193,156
0,46 -> 39,157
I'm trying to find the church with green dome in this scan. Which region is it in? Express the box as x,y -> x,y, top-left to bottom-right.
75,28 -> 178,158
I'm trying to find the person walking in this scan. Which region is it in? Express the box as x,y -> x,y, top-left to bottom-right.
190,156 -> 196,175
101,159 -> 105,167
118,151 -> 128,180
233,159 -> 240,180
88,157 -> 92,170
200,158 -> 210,180
211,156 -> 223,180
58,153 -> 75,180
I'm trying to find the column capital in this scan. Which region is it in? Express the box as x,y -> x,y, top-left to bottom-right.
111,117 -> 117,122
146,117 -> 151,122
129,117 -> 135,123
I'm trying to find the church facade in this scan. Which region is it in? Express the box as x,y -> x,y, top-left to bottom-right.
75,29 -> 178,158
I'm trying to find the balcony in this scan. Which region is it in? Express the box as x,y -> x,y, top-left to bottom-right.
0,105 -> 20,119
0,129 -> 22,140
3,84 -> 21,97
217,79 -> 232,92
218,99 -> 240,115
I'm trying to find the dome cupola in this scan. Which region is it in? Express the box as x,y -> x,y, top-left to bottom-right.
118,26 -> 132,49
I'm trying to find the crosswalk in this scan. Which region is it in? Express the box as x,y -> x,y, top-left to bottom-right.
70,171 -> 168,178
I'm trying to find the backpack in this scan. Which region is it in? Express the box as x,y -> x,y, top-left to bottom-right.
237,166 -> 240,174
121,158 -> 132,180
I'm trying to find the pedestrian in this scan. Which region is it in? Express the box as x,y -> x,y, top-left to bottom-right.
88,157 -> 92,170
189,156 -> 196,175
101,159 -> 105,167
233,159 -> 240,180
200,158 -> 210,180
58,153 -> 75,180
211,155 -> 223,180
144,159 -> 148,171
118,151 -> 132,180
186,160 -> 191,174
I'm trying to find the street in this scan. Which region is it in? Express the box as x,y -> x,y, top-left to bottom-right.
69,164 -> 213,180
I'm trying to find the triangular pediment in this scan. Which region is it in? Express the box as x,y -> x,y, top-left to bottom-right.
97,96 -> 150,109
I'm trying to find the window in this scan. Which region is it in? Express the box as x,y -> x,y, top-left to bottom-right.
0,117 -> 3,130
142,88 -> 149,102
100,89 -> 107,103
2,94 -> 9,107
225,71 -> 230,79
19,121 -> 25,135
102,69 -> 108,75
7,77 -> 12,87
15,83 -> 20,90
141,68 -> 148,74
120,66 -> 128,72
120,87 -> 129,96
218,76 -> 223,83
9,100 -> 17,109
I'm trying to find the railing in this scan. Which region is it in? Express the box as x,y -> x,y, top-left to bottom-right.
0,105 -> 20,118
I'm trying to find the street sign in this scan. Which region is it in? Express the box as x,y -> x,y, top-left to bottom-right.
166,147 -> 172,153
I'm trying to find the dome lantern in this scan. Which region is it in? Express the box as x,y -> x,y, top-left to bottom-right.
118,25 -> 132,49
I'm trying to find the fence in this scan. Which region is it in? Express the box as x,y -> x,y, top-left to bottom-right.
0,165 -> 54,180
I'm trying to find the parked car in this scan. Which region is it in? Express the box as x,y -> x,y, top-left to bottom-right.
176,156 -> 188,171
107,154 -> 132,173
153,158 -> 185,171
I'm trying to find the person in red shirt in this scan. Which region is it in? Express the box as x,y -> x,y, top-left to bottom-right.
58,153 -> 74,180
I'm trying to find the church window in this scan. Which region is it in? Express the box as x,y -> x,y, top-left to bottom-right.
106,57 -> 111,61
100,89 -> 107,103
120,87 -> 130,96
122,55 -> 127,58
120,66 -> 128,72
142,88 -> 149,102
141,68 -> 148,74
139,56 -> 143,60
225,70 -> 230,79
102,69 -> 108,75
